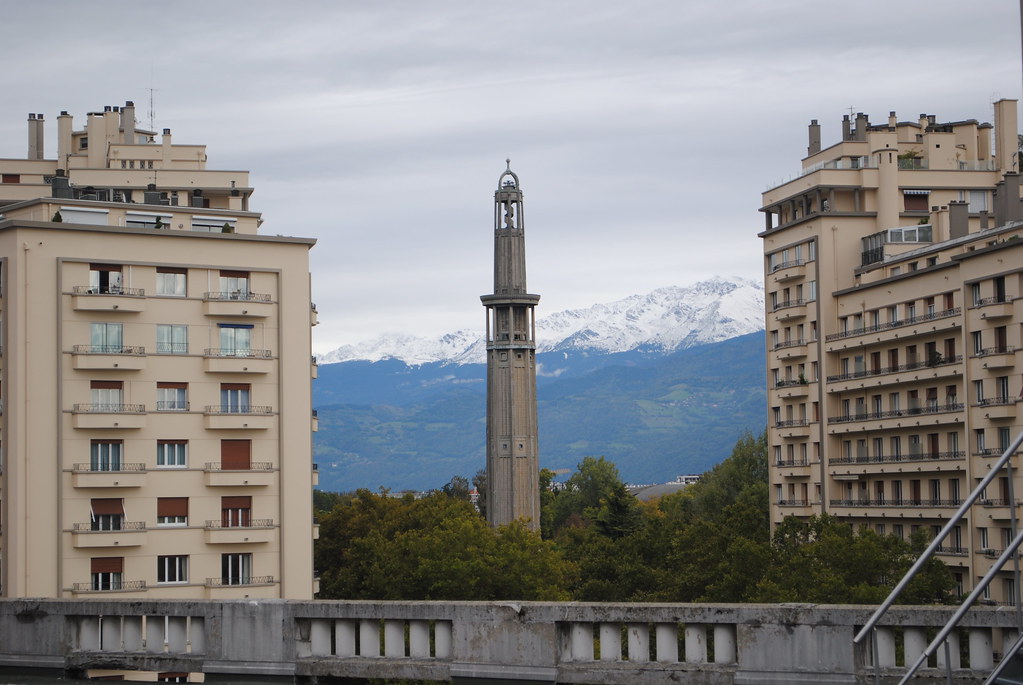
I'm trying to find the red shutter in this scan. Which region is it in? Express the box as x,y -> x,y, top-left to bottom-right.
91,499 -> 123,515
91,557 -> 123,574
90,380 -> 122,390
220,383 -> 250,392
157,382 -> 187,390
157,497 -> 188,517
221,440 -> 251,470
220,270 -> 249,278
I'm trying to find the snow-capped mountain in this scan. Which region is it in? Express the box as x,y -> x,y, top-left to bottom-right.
317,276 -> 764,366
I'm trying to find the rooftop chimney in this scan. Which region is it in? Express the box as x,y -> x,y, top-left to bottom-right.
854,112 -> 869,141
948,200 -> 968,239
888,111 -> 897,129
144,183 -> 162,205
121,100 -> 136,144
842,115 -> 851,141
27,113 -> 44,160
51,168 -> 72,199
807,119 -> 821,156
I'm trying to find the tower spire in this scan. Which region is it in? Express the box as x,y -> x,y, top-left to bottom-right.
481,162 -> 541,530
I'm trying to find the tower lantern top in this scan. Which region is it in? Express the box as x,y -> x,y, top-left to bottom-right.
497,158 -> 520,191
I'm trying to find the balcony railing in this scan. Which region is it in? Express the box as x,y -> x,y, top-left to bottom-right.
204,575 -> 274,587
829,402 -> 964,423
825,307 -> 960,342
772,338 -> 806,350
72,580 -> 147,593
827,355 -> 962,383
203,291 -> 271,303
204,348 -> 272,358
72,285 -> 145,297
830,498 -> 962,508
973,346 -> 1016,357
772,298 -> 806,311
73,462 -> 146,473
773,419 -> 809,428
978,447 -> 1016,457
156,400 -> 190,411
774,458 -> 810,467
975,296 -> 1013,307
204,519 -> 274,529
776,499 -> 810,506
72,521 -> 146,532
934,546 -> 969,556
203,462 -> 274,472
72,403 -> 146,414
72,345 -> 146,355
774,379 -> 811,389
828,450 -> 965,465
769,259 -> 805,273
975,396 -> 1018,408
203,405 -> 273,415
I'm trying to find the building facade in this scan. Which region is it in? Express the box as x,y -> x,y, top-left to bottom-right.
761,100 -> 1023,599
482,163 -> 541,530
0,102 -> 318,599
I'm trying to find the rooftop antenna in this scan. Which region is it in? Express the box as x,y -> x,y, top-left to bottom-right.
146,87 -> 157,132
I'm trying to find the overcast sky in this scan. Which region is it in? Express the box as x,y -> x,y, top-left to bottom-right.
1,1 -> 1020,353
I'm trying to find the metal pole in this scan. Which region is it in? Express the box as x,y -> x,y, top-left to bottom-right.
1010,459 -> 1023,631
943,639 -> 952,685
855,429 -> 1023,645
897,524 -> 1023,685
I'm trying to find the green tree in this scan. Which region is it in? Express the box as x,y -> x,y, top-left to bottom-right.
547,456 -> 626,535
440,475 -> 471,501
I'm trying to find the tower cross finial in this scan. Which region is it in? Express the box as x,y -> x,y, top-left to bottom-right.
506,158 -> 511,171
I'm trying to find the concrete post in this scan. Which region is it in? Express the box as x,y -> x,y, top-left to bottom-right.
335,620 -> 356,657
570,623 -> 593,661
655,623 -> 678,662
384,620 -> 405,657
409,620 -> 430,657
359,619 -> 380,657
310,619 -> 331,656
713,625 -> 735,664
122,616 -> 143,652
936,631 -> 960,670
685,624 -> 707,663
599,623 -> 621,661
434,621 -> 452,659
874,627 -> 896,667
626,623 -> 649,662
904,627 -> 927,665
969,628 -> 993,670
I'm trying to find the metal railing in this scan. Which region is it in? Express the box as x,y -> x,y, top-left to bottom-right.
853,427 -> 1023,684
72,580 -> 147,593
203,291 -> 271,303
72,403 -> 146,414
828,450 -> 965,465
204,576 -> 274,587
828,402 -> 964,423
72,521 -> 146,532
72,285 -> 145,297
204,348 -> 272,358
72,463 -> 146,473
204,519 -> 274,529
203,462 -> 274,472
203,405 -> 273,415
825,307 -> 960,342
826,355 -> 962,383
72,344 -> 146,355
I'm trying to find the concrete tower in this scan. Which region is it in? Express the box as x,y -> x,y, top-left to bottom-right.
481,161 -> 541,530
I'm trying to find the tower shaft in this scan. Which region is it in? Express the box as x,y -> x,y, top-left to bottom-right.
482,164 -> 540,530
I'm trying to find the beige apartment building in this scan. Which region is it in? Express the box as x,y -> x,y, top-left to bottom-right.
761,100 -> 1023,599
0,102 -> 318,599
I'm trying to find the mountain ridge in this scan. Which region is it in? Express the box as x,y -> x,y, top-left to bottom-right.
318,276 -> 764,366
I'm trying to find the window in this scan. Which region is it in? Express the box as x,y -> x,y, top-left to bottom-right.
1000,427 -> 1011,452
950,479 -> 960,504
157,497 -> 188,526
807,241 -> 816,261
904,191 -> 929,211
997,376 -> 1010,402
221,439 -> 251,470
157,555 -> 188,584
976,430 -> 987,453
218,324 -> 253,356
156,324 -> 188,354
219,270 -> 249,298
1,174 -> 21,184
972,331 -> 983,355
90,380 -> 123,410
220,383 -> 250,413
221,553 -> 252,585
91,557 -> 123,591
971,283 -> 982,306
890,436 -> 902,461
89,264 -> 122,294
156,382 -> 187,411
974,380 -> 984,403
91,499 -> 124,531
156,440 -> 187,468
156,268 -> 186,297
90,440 -> 122,472
222,496 -> 251,527
90,322 -> 123,353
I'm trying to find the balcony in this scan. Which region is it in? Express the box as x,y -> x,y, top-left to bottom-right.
312,462 -> 319,487
203,462 -> 275,487
71,285 -> 146,312
203,405 -> 274,430
311,355 -> 319,379
71,344 -> 147,371
312,409 -> 319,432
824,307 -> 960,347
311,302 -> 319,326
828,450 -> 965,466
973,297 -> 1014,320
71,579 -> 147,595
773,419 -> 811,439
826,355 -> 962,389
72,403 -> 147,429
71,463 -> 147,488
828,403 -> 964,431
203,519 -> 274,544
774,379 -> 810,398
202,291 -> 272,318
974,397 -> 1019,420
769,259 -> 806,284
203,348 -> 273,374
773,338 -> 807,360
973,347 -> 1016,370
71,521 -> 147,548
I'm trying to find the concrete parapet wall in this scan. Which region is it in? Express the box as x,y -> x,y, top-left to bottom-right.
0,599 -> 1015,683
